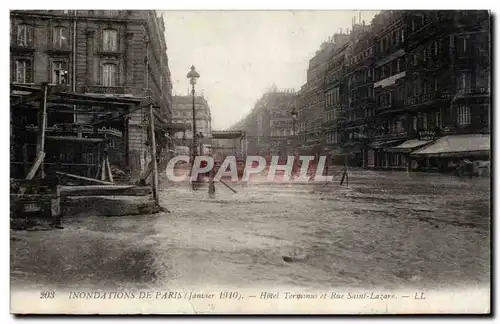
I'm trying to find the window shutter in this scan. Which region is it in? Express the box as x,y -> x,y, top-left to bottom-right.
111,64 -> 117,86
52,27 -> 58,48
62,27 -> 69,48
103,30 -> 109,51
102,65 -> 108,85
11,24 -> 17,46
17,25 -> 24,45
111,31 -> 117,51
12,60 -> 17,83
15,61 -> 23,83
26,61 -> 33,83
27,25 -> 33,46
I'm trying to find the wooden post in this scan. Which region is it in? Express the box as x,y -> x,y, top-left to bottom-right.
101,157 -> 106,181
36,83 -> 48,178
149,104 -> 159,204
22,143 -> 28,176
105,156 -> 114,183
51,185 -> 61,227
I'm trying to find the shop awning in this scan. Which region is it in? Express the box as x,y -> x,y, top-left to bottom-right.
368,139 -> 403,149
386,139 -> 432,152
411,134 -> 490,158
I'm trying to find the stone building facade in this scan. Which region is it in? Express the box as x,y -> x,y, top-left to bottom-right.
10,10 -> 173,175
369,10 -> 491,170
230,10 -> 490,171
297,41 -> 336,155
230,87 -> 297,157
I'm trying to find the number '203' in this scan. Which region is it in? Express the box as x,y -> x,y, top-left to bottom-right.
40,291 -> 55,299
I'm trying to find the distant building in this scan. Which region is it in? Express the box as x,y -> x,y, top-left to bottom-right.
10,10 -> 173,178
171,95 -> 212,155
324,34 -> 350,162
232,87 -> 297,156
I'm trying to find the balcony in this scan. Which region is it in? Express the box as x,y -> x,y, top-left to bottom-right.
458,87 -> 491,99
351,77 -> 374,89
373,131 -> 409,141
404,91 -> 449,107
377,99 -> 403,114
84,85 -> 152,97
24,123 -> 123,138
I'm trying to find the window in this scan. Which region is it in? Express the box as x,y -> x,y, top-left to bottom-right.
434,78 -> 439,91
102,29 -> 118,52
53,26 -> 69,49
457,71 -> 471,92
401,29 -> 405,42
435,110 -> 441,128
16,24 -> 33,47
14,59 -> 32,83
457,106 -> 471,127
422,113 -> 428,130
412,116 -> 418,131
101,63 -> 117,86
457,36 -> 468,55
413,54 -> 418,66
52,61 -> 68,84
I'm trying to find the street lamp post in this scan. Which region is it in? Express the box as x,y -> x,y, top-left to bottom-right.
291,107 -> 297,152
186,66 -> 200,180
290,108 -> 298,177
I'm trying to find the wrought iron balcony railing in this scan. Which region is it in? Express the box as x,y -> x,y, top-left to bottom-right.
84,85 -> 153,97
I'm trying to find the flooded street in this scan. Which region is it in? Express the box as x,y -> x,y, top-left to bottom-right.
11,170 -> 490,291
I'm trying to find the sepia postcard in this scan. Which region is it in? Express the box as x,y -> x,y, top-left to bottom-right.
9,9 -> 491,315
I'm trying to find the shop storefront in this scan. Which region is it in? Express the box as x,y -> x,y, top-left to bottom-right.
411,133 -> 490,172
367,139 -> 404,169
386,138 -> 433,171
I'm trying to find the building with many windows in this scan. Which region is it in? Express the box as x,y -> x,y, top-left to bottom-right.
230,10 -> 490,172
323,34 -> 350,162
171,95 -> 212,155
371,10 -> 491,171
230,86 -> 297,157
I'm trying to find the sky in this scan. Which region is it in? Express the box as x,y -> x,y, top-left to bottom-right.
162,10 -> 380,130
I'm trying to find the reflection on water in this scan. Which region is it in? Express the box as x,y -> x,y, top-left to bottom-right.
11,171 -> 490,290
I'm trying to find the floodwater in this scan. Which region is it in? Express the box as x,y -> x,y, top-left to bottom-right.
11,170 -> 490,291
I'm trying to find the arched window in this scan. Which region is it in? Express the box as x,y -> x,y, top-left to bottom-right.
16,24 -> 33,47
102,29 -> 118,52
14,59 -> 32,84
53,26 -> 69,49
101,63 -> 117,86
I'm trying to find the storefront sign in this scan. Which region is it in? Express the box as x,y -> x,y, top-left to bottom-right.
418,130 -> 436,141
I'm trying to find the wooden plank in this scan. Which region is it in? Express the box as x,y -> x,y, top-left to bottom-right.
25,152 -> 46,180
149,104 -> 159,203
46,136 -> 105,143
95,159 -> 102,179
100,158 -> 106,181
56,171 -> 115,185
22,144 -> 28,175
218,178 -> 237,193
140,152 -> 169,182
60,185 -> 152,197
18,152 -> 46,195
37,83 -> 48,178
105,156 -> 114,183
